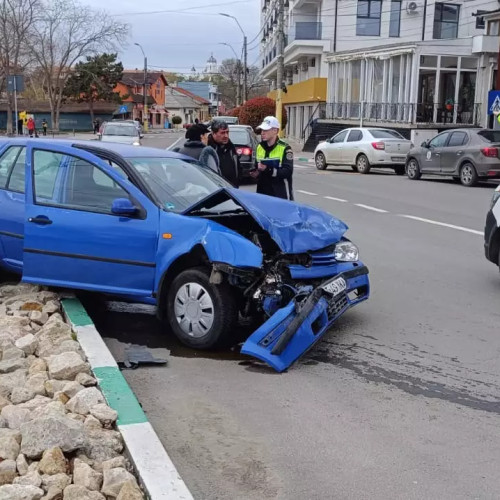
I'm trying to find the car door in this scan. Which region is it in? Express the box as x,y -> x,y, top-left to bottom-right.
439,131 -> 468,175
23,142 -> 160,297
343,129 -> 364,164
324,130 -> 349,163
0,144 -> 26,271
421,132 -> 450,173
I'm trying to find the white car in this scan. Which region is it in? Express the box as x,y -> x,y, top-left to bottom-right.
314,128 -> 412,175
99,122 -> 143,146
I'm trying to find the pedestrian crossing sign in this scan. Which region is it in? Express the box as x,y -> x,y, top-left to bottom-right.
488,91 -> 500,115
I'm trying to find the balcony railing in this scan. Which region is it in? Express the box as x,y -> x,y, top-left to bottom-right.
323,102 -> 480,125
289,22 -> 322,42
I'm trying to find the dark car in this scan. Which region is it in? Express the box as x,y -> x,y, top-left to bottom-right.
406,128 -> 500,187
229,125 -> 258,181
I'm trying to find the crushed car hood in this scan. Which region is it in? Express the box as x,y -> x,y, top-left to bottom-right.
183,188 -> 348,254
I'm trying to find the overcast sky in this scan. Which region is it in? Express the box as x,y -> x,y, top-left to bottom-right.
83,0 -> 261,75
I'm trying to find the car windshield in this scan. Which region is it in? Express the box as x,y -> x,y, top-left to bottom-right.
369,129 -> 404,139
477,130 -> 500,143
103,125 -> 137,137
126,157 -> 237,213
229,129 -> 250,144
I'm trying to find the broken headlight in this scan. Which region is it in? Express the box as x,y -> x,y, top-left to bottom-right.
334,241 -> 359,262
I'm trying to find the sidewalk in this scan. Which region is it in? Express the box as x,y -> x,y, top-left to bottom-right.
285,136 -> 314,163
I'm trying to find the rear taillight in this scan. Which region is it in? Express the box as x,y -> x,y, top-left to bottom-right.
371,142 -> 385,150
481,147 -> 498,157
236,147 -> 252,156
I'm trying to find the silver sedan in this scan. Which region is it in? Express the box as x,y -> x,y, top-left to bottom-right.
314,127 -> 412,175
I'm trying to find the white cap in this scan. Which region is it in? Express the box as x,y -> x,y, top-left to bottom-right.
257,116 -> 280,131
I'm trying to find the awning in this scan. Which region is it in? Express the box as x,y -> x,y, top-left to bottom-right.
112,103 -> 134,115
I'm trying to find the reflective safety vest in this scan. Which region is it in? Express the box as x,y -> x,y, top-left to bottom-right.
256,140 -> 287,164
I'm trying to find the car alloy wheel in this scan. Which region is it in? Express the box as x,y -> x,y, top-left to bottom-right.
174,282 -> 215,338
460,163 -> 478,187
356,154 -> 371,174
406,159 -> 421,180
315,152 -> 327,170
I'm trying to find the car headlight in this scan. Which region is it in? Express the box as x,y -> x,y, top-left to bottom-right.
334,241 -> 359,262
132,141 -> 140,146
491,190 -> 500,210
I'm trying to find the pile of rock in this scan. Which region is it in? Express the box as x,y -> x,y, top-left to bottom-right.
0,284 -> 144,500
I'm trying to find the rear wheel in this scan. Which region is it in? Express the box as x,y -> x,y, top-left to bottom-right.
315,152 -> 327,170
460,162 -> 478,187
394,165 -> 405,176
356,154 -> 371,174
166,267 -> 238,349
406,158 -> 421,180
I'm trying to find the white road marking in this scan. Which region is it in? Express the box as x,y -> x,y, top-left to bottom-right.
355,204 -> 388,213
296,190 -> 318,196
324,196 -> 348,203
399,215 -> 483,235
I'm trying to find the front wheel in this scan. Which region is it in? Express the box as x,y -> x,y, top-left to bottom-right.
460,162 -> 478,187
406,158 -> 421,180
394,165 -> 405,176
315,152 -> 327,170
166,267 -> 238,349
356,154 -> 371,174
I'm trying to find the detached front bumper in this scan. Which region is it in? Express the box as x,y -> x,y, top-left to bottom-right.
241,264 -> 370,372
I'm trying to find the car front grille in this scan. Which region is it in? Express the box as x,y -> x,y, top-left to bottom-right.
327,293 -> 348,319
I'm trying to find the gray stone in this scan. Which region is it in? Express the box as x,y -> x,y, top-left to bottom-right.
16,454 -> 29,476
28,312 -> 48,327
65,388 -> 104,416
29,324 -> 41,334
38,341 -> 83,361
34,322 -> 72,354
83,415 -> 102,431
0,459 -> 18,485
38,448 -> 67,476
2,346 -> 26,360
72,459 -> 102,492
18,396 -> 52,412
101,468 -> 136,498
44,381 -> 66,399
89,405 -> 117,429
47,353 -> 89,381
74,374 -> 96,388
41,486 -> 63,500
0,370 -> 27,399
35,292 -> 58,305
66,414 -> 84,423
0,284 -> 41,298
100,456 -> 127,472
1,405 -> 31,430
0,434 -> 20,460
0,428 -> 21,444
62,485 -> 105,500
28,359 -> 47,375
26,373 -> 48,397
20,416 -> 85,459
15,335 -> 37,356
30,402 -> 66,421
13,471 -> 42,488
43,314 -> 63,327
11,387 -> 36,405
52,393 -> 69,405
0,395 -> 11,412
40,474 -> 70,492
82,428 -> 123,462
116,480 -> 144,500
0,358 -> 28,374
61,382 -> 83,399
0,316 -> 31,341
42,302 -> 60,316
0,484 -> 44,500
27,463 -> 39,474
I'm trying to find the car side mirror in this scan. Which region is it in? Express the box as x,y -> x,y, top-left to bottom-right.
421,141 -> 428,148
111,198 -> 137,216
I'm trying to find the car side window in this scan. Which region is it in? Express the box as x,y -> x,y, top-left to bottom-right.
0,146 -> 22,189
33,150 -> 63,202
347,130 -> 363,142
7,148 -> 26,193
332,130 -> 348,143
429,133 -> 450,148
447,131 -> 468,147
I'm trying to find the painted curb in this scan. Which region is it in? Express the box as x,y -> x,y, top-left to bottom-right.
62,297 -> 193,500
297,157 -> 314,163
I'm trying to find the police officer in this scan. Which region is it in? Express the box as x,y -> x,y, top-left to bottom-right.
250,116 -> 293,200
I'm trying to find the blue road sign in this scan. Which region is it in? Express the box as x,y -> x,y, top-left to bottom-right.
488,91 -> 500,115
7,76 -> 24,93
119,105 -> 128,114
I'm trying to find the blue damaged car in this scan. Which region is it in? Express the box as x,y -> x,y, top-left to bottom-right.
0,139 -> 369,372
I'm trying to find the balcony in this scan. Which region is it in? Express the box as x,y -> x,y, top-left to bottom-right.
472,35 -> 500,54
268,77 -> 327,104
289,22 -> 322,42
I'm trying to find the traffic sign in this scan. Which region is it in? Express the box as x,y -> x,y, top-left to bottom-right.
7,75 -> 24,93
488,91 -> 500,115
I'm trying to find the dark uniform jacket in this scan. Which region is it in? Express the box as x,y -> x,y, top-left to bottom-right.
208,136 -> 240,187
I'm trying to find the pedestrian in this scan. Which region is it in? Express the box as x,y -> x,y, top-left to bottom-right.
41,119 -> 48,136
174,123 -> 220,174
207,120 -> 240,187
250,116 -> 293,200
194,118 -> 199,124
27,117 -> 35,138
93,119 -> 100,134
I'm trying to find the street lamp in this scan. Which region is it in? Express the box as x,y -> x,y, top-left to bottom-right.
219,42 -> 242,106
134,42 -> 149,132
219,13 -> 247,103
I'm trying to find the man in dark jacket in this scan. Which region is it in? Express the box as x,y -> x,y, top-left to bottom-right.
174,123 -> 211,161
250,116 -> 293,200
208,120 -> 240,187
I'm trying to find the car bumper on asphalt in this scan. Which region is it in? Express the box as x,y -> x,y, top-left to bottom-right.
370,151 -> 408,166
241,264 -> 370,372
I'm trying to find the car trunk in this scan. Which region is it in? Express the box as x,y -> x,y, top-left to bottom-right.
382,139 -> 411,154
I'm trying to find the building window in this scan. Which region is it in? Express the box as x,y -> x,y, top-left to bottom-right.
433,3 -> 460,39
475,11 -> 487,30
389,0 -> 401,37
488,20 -> 500,36
356,0 -> 381,36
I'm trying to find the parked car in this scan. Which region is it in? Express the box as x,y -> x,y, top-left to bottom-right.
212,116 -> 239,125
314,128 -> 411,175
99,122 -> 142,146
228,125 -> 258,181
0,139 -> 369,372
406,129 -> 500,187
484,184 -> 500,269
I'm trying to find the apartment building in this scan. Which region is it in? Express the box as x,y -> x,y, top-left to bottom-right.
260,0 -> 500,144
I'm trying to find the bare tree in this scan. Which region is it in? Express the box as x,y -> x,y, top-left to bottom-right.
27,0 -> 128,131
0,0 -> 39,134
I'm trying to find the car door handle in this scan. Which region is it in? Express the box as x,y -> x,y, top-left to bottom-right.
28,216 -> 52,225
457,151 -> 463,155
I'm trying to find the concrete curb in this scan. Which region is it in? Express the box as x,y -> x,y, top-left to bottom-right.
61,297 -> 193,500
297,157 -> 314,163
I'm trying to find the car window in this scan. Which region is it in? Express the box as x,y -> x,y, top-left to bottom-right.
477,130 -> 500,143
0,146 -> 22,189
447,131 -> 468,147
7,148 -> 26,193
229,129 -> 250,144
33,150 -> 62,201
369,129 -> 404,139
429,133 -> 450,148
103,124 -> 137,137
347,130 -> 363,142
332,130 -> 348,143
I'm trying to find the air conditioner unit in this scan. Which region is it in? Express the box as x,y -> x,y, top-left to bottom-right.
406,1 -> 418,13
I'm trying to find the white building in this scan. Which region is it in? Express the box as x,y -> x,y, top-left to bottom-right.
260,0 -> 500,145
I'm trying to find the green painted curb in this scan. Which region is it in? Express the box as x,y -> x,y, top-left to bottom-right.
62,297 -> 93,327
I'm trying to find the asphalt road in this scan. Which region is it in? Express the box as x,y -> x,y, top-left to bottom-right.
82,137 -> 500,500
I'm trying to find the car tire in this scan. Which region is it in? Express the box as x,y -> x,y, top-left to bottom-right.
406,158 -> 421,180
356,154 -> 371,174
460,162 -> 478,187
394,166 -> 405,176
166,267 -> 238,349
315,152 -> 327,170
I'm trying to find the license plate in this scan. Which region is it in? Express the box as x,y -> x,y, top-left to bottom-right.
322,277 -> 347,297
391,156 -> 405,162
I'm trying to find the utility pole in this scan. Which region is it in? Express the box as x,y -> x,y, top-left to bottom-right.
236,61 -> 241,106
135,43 -> 148,132
243,35 -> 248,102
276,0 -> 285,137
